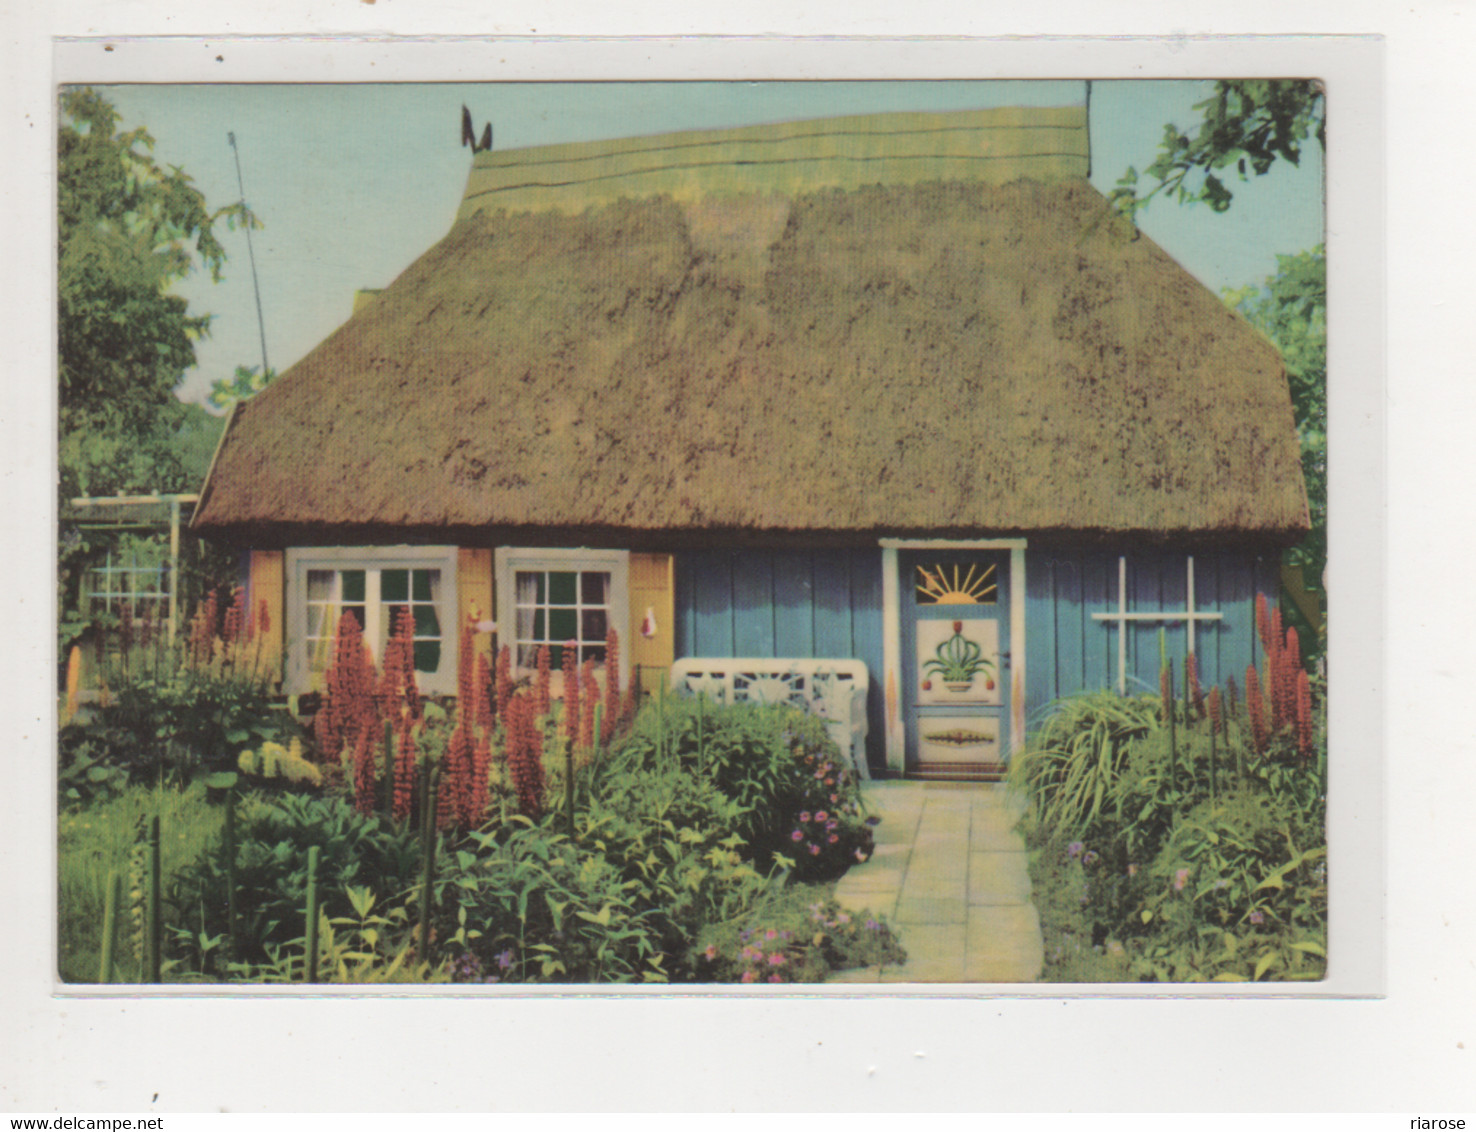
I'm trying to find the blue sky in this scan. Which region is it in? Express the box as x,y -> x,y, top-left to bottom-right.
96,80 -> 1324,408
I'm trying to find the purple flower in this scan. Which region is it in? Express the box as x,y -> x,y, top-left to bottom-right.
828,833 -> 839,844
1083,850 -> 1099,866
1173,868 -> 1190,892
816,811 -> 829,822
809,844 -> 820,855
496,948 -> 515,970
790,829 -> 803,842
799,811 -> 812,823
1067,841 -> 1084,859
1249,910 -> 1265,925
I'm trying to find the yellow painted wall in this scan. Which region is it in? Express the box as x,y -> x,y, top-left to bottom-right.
458,548 -> 495,664
629,552 -> 675,695
247,550 -> 284,679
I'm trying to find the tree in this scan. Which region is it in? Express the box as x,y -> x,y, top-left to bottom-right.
57,86 -> 253,500
57,87 -> 255,652
1226,248 -> 1327,617
208,363 -> 277,412
1111,80 -> 1328,655
1110,80 -> 1324,218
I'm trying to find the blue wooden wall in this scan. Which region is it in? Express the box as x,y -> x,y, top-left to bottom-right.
674,548 -> 886,769
1023,549 -> 1280,728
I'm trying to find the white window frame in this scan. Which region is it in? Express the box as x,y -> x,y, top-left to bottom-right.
285,546 -> 459,696
494,547 -> 630,686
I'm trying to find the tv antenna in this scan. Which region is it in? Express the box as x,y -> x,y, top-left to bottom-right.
227,130 -> 271,381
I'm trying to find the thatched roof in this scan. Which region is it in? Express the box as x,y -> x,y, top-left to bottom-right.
193,108 -> 1308,548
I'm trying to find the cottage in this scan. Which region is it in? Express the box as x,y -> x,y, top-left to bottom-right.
190,106 -> 1308,779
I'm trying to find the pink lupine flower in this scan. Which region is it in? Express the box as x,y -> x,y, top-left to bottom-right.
1174,868 -> 1190,891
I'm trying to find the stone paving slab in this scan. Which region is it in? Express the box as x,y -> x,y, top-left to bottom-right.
968,851 -> 1032,905
830,780 -> 1043,985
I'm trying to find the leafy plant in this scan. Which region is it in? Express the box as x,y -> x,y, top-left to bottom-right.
1009,692 -> 1162,840
171,792 -> 421,972
57,782 -> 224,983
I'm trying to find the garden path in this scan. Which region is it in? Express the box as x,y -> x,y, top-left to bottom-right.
828,781 -> 1043,983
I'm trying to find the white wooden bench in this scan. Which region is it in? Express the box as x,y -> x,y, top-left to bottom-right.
669,658 -> 871,780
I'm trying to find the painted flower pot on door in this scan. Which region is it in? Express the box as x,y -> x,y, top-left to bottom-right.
917,619 -> 1000,706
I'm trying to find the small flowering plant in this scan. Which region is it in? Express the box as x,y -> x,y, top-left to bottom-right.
694,896 -> 906,984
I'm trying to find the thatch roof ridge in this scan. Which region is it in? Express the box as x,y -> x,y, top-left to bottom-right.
194,171 -> 1307,545
457,106 -> 1090,219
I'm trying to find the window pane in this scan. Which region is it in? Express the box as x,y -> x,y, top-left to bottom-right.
412,570 -> 435,602
381,569 -> 409,602
413,604 -> 440,638
516,643 -> 539,669
516,572 -> 544,605
306,604 -> 327,637
549,571 -> 577,605
341,570 -> 367,603
306,570 -> 335,601
581,572 -> 610,605
413,640 -> 441,673
532,608 -> 545,641
549,607 -> 578,642
584,644 -> 607,665
548,643 -> 565,670
582,608 -> 608,641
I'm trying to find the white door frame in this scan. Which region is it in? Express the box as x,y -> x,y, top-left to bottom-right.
879,538 -> 1027,775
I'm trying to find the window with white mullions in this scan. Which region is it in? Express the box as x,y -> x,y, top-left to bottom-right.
287,548 -> 456,695
495,548 -> 630,684
513,569 -> 610,671
86,543 -> 171,624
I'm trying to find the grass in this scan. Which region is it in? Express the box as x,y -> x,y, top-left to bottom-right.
57,782 -> 223,983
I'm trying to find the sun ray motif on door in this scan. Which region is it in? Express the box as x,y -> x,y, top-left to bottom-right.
914,561 -> 997,605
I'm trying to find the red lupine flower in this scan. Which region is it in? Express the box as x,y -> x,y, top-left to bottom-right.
474,651 -> 493,737
1295,670 -> 1314,758
1255,592 -> 1271,653
494,645 -> 513,724
222,586 -> 245,646
1207,686 -> 1223,736
1245,664 -> 1267,754
352,726 -> 377,817
457,618 -> 476,710
1278,626 -> 1301,732
561,640 -> 581,746
579,659 -> 597,750
319,609 -> 379,764
602,627 -> 621,745
1185,652 -> 1203,720
535,645 -> 551,720
394,715 -> 417,821
439,723 -> 472,829
468,736 -> 492,826
505,692 -> 545,818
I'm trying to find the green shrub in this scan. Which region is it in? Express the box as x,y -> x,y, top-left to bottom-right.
171,792 -> 421,973
614,698 -> 873,880
60,662 -> 299,791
